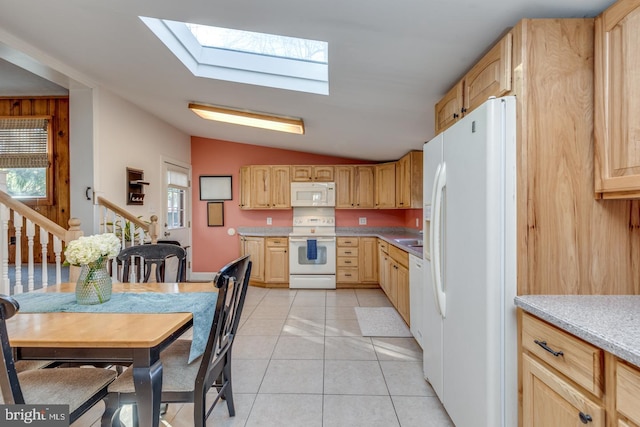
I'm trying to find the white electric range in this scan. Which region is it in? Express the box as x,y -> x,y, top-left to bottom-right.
288,207 -> 336,289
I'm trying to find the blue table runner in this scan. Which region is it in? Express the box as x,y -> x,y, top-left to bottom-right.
13,292 -> 217,363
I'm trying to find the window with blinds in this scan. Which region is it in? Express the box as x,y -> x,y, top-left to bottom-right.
0,116 -> 51,198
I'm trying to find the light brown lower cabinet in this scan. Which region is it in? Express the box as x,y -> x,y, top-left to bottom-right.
265,237 -> 288,283
240,236 -> 264,282
240,236 -> 288,287
521,311 -> 640,427
377,238 -> 409,325
336,236 -> 378,288
522,353 -> 604,427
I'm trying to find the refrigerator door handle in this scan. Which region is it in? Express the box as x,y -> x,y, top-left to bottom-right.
430,162 -> 447,318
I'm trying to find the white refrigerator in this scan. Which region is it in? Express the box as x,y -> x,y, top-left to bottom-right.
422,96 -> 517,427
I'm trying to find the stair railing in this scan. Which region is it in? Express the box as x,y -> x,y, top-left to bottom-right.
0,189 -> 83,295
95,196 -> 158,282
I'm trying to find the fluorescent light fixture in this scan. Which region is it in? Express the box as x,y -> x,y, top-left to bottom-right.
188,103 -> 305,134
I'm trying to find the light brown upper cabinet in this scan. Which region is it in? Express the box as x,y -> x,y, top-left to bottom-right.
374,162 -> 396,208
434,82 -> 463,135
594,0 -> 640,198
463,32 -> 512,114
240,165 -> 290,209
335,165 -> 375,208
291,165 -> 335,182
396,151 -> 423,208
434,32 -> 512,135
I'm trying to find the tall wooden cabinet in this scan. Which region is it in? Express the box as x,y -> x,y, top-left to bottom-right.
437,18 -> 640,424
594,0 -> 640,198
509,18 -> 640,295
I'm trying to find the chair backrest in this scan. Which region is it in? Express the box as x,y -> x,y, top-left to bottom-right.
0,295 -> 24,404
197,255 -> 252,391
117,243 -> 187,283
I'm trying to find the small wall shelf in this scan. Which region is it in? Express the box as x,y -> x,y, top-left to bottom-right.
127,167 -> 148,205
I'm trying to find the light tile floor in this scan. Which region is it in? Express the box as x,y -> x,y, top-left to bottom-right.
74,287 -> 454,427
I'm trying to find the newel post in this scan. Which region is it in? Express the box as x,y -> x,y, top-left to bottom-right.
66,217 -> 84,282
149,215 -> 159,244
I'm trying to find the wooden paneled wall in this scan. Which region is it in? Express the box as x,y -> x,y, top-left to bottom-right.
0,97 -> 70,263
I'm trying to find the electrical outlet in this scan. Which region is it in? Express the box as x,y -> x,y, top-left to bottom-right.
416,218 -> 419,227
359,217 -> 367,225
266,217 -> 272,225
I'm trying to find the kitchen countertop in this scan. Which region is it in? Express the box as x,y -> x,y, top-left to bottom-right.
237,226 -> 424,257
515,295 -> 640,367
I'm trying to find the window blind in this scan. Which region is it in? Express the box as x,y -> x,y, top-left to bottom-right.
168,170 -> 189,188
0,117 -> 50,168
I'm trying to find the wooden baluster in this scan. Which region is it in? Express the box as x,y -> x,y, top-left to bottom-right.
26,219 -> 35,292
40,226 -> 49,289
0,202 -> 9,295
53,236 -> 62,285
13,212 -> 23,291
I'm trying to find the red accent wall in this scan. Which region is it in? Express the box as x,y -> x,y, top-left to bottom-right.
191,137 -> 422,272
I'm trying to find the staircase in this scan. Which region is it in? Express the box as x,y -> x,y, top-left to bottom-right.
0,187 -> 158,295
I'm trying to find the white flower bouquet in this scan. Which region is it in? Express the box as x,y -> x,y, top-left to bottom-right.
65,233 -> 121,266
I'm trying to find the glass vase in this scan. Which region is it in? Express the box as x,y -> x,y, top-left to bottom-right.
75,259 -> 112,305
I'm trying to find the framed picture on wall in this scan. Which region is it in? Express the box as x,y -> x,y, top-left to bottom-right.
207,202 -> 224,227
199,175 -> 232,201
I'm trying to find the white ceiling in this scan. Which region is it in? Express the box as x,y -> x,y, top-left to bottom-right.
0,0 -> 615,161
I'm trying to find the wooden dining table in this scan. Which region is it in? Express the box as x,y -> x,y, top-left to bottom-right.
6,281 -> 216,427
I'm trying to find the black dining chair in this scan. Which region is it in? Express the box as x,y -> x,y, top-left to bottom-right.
0,295 -> 117,423
101,255 -> 252,427
117,243 -> 187,283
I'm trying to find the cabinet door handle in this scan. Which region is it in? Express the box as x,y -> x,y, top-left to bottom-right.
453,113 -> 459,118
534,340 -> 564,357
578,412 -> 592,424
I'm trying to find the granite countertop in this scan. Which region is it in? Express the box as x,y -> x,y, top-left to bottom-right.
237,226 -> 424,257
515,295 -> 640,367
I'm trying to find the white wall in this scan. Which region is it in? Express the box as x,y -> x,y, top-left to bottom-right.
69,84 -> 95,235
92,88 -> 190,228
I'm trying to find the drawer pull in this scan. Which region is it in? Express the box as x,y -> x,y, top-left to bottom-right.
344,251 -> 352,254
534,340 -> 564,357
578,412 -> 592,424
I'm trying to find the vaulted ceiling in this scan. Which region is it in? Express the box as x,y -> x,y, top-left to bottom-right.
0,0 -> 615,161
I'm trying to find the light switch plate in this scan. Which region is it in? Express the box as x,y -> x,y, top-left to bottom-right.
359,217 -> 367,225
266,217 -> 272,225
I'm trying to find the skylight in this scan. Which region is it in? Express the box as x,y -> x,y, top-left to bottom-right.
140,17 -> 329,95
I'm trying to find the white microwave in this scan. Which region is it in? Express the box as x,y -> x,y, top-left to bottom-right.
291,182 -> 336,207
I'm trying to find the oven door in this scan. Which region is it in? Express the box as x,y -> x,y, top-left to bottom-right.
288,236 -> 336,274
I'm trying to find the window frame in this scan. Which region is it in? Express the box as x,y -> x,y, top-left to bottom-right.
0,115 -> 54,205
